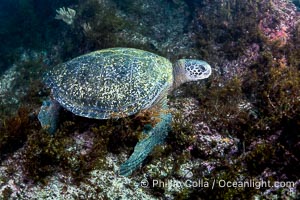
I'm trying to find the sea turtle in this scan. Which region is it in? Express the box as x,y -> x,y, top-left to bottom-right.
38,47 -> 211,176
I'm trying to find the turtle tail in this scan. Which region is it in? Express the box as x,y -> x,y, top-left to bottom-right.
119,112 -> 172,176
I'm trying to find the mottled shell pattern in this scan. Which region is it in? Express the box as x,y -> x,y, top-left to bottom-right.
45,48 -> 173,119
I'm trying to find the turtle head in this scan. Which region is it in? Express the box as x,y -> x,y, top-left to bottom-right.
173,59 -> 211,88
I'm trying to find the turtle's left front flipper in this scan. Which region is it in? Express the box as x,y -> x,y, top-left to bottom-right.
119,112 -> 172,176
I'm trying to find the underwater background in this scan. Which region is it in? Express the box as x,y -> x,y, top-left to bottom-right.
0,0 -> 300,199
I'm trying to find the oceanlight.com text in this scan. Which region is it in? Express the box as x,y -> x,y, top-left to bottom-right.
140,179 -> 295,190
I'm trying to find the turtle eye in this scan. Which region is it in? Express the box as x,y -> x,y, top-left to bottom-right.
199,65 -> 206,71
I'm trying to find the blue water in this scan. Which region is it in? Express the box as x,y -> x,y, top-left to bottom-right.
0,0 -> 74,73
0,0 -> 199,74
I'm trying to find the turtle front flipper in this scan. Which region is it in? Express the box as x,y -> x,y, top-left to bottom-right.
38,98 -> 61,134
119,112 -> 172,176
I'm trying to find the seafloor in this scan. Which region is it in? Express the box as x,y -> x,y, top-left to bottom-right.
0,0 -> 299,199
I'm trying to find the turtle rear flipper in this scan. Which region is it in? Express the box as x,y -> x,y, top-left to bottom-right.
119,112 -> 172,176
38,98 -> 61,134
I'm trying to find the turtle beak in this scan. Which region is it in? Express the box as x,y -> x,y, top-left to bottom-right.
203,65 -> 212,78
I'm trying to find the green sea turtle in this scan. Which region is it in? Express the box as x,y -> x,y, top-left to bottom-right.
38,47 -> 211,176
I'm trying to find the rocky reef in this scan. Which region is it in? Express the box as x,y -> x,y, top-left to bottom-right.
0,0 -> 300,199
